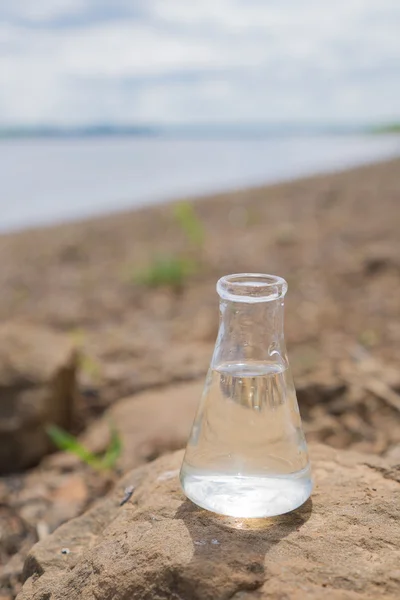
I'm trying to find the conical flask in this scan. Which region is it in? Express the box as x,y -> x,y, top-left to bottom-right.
180,273 -> 312,518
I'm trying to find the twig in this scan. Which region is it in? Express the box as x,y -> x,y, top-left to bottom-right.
119,485 -> 134,506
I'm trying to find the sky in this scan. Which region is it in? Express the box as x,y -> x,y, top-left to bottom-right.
0,0 -> 399,127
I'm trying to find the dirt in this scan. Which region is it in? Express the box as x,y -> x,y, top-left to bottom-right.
0,158 -> 400,598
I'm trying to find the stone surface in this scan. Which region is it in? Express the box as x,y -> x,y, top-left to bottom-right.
0,322 -> 78,473
4,355 -> 400,597
19,444 -> 400,600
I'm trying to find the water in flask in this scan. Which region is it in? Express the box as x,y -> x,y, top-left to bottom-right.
180,273 -> 312,518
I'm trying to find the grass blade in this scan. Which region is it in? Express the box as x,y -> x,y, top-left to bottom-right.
101,423 -> 122,469
46,424 -> 103,470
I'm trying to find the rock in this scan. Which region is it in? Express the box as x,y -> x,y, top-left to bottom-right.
76,380 -> 204,472
19,444 -> 400,600
0,322 -> 78,473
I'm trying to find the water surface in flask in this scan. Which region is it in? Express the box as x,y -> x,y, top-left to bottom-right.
180,361 -> 312,518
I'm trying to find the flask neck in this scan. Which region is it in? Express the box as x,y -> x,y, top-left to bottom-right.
212,297 -> 287,369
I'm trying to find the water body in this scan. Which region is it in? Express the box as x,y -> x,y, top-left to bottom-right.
1,134 -> 399,232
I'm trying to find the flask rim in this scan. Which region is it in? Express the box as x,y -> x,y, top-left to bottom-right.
217,273 -> 288,303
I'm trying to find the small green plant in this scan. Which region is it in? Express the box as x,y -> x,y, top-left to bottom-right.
173,201 -> 204,248
46,423 -> 122,471
133,202 -> 204,289
134,256 -> 195,289
79,353 -> 103,382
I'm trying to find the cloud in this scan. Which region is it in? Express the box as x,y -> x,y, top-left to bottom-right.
0,0 -> 399,125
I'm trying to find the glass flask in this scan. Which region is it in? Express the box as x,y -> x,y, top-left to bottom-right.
180,273 -> 312,518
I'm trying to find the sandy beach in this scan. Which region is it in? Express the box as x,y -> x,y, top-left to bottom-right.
1,154 -> 400,448
1,157 -> 399,369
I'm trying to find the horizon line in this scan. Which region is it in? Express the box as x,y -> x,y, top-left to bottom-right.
0,120 -> 399,139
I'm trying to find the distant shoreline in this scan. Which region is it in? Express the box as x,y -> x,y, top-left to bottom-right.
1,122 -> 399,140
